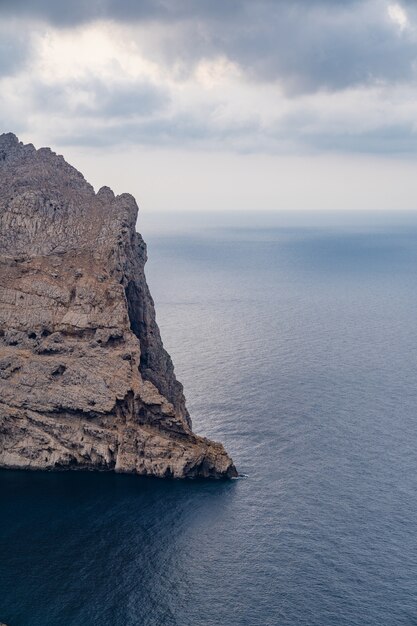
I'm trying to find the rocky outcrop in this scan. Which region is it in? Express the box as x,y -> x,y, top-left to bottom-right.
0,133 -> 237,478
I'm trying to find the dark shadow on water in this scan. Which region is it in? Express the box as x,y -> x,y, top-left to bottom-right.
0,469 -> 237,626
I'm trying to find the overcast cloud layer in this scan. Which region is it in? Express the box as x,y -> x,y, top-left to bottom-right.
1,0 -> 417,156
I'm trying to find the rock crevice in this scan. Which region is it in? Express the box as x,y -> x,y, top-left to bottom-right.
0,133 -> 237,479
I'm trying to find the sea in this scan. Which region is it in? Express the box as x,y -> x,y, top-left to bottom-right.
1,211 -> 417,626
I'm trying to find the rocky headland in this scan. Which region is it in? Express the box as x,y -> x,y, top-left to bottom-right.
0,133 -> 237,478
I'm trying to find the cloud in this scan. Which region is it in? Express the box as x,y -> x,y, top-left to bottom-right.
0,1 -> 360,26
388,3 -> 409,30
2,1 -> 417,93
42,80 -> 417,157
0,22 -> 32,78
31,79 -> 170,118
149,2 -> 410,94
0,0 -> 235,26
1,0 -> 417,157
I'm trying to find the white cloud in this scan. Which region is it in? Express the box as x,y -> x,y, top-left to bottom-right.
36,23 -> 163,84
387,3 -> 408,31
195,57 -> 242,89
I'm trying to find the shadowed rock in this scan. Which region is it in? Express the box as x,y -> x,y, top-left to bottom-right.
0,133 -> 237,479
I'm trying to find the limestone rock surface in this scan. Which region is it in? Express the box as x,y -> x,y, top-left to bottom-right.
0,133 -> 237,479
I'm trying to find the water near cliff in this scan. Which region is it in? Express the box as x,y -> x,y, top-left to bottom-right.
1,211 -> 417,626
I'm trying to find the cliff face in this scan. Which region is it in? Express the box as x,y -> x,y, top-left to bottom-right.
0,133 -> 237,478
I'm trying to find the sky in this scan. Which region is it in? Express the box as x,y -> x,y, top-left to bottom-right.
1,0 -> 417,211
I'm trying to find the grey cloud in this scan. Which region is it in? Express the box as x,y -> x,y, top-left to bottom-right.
0,30 -> 31,77
79,82 -> 170,118
266,104 -> 417,155
271,117 -> 417,155
0,0 -> 361,26
2,0 -> 417,157
31,78 -> 169,118
53,105 -> 417,157
55,112 -> 263,149
305,123 -> 417,154
1,1 -> 416,93
0,0 -> 242,26
165,1 -> 417,93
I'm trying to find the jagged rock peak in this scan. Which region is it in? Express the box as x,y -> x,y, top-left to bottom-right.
0,134 -> 237,479
97,185 -> 115,201
0,132 -> 19,146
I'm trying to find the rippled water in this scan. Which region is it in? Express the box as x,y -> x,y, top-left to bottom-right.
1,212 -> 417,625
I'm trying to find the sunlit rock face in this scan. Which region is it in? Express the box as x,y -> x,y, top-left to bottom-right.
0,133 -> 237,479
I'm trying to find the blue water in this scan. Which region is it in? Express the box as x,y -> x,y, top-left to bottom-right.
1,211 -> 417,625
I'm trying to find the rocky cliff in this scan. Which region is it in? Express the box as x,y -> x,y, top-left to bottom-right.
0,133 -> 237,478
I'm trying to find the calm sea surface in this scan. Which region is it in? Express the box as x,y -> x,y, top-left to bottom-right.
1,211 -> 417,626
